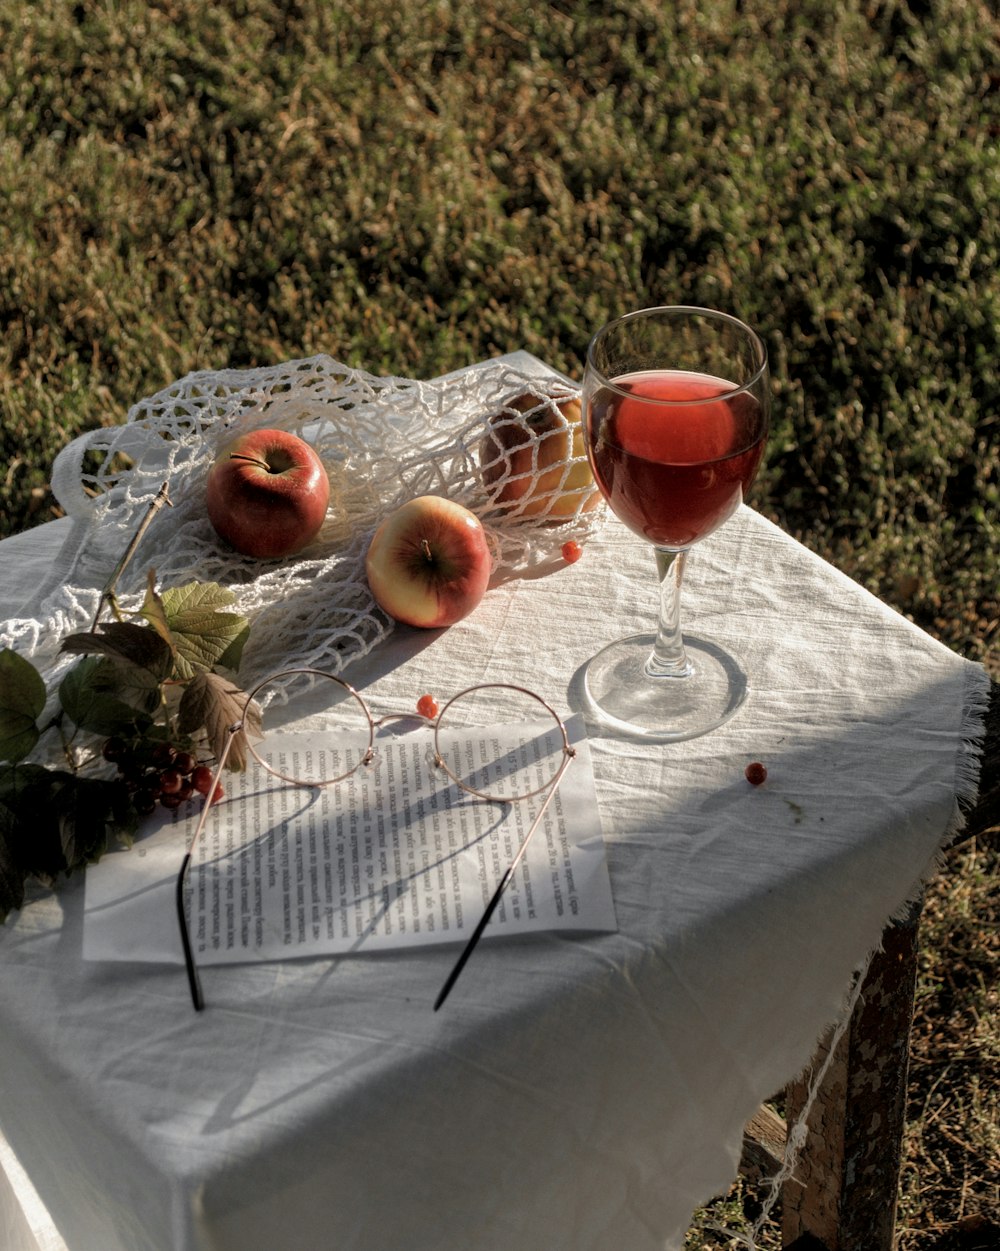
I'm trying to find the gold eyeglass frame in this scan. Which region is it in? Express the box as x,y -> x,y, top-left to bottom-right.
176,667 -> 576,1013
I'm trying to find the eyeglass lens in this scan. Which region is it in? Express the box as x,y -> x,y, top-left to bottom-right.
434,684 -> 569,801
244,672 -> 374,787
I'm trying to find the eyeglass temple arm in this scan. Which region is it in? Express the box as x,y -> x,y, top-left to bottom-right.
433,748 -> 575,1011
176,724 -> 240,1013
176,849 -> 204,1012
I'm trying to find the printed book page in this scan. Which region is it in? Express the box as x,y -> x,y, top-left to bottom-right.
83,715 -> 616,966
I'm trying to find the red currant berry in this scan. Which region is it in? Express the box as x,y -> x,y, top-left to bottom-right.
561,540 -> 583,564
745,761 -> 768,786
159,769 -> 183,795
192,765 -> 216,795
177,779 -> 194,802
417,694 -> 438,720
150,742 -> 176,769
102,736 -> 128,763
160,792 -> 183,810
174,750 -> 196,776
133,788 -> 158,816
119,765 -> 143,790
207,783 -> 224,805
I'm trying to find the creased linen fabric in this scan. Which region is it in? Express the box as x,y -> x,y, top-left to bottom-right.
0,364 -> 988,1251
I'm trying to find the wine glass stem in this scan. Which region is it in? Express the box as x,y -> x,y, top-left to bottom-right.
646,548 -> 694,679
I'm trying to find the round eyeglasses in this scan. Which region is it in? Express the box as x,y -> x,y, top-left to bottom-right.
176,668 -> 576,1012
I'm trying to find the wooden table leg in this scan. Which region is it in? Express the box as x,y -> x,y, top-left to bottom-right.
781,899 -> 922,1251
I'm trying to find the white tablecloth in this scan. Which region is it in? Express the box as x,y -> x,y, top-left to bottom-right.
0,384 -> 988,1251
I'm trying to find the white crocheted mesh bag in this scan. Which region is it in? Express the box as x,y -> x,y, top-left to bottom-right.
2,354 -> 604,705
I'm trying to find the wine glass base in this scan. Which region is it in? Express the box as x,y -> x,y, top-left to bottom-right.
582,633 -> 748,742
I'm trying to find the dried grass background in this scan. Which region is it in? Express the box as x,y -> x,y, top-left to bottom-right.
1,1 -> 997,1245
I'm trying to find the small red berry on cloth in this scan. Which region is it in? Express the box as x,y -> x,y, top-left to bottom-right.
561,540 -> 583,564
417,694 -> 439,720
745,762 -> 768,786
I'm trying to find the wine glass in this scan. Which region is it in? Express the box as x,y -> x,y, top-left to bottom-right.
581,306 -> 770,742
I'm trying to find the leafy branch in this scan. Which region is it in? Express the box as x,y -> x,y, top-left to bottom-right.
0,572 -> 258,922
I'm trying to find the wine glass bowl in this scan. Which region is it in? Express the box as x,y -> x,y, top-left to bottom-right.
581,306 -> 770,741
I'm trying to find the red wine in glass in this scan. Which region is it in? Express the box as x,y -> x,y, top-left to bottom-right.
581,306 -> 771,741
588,369 -> 767,550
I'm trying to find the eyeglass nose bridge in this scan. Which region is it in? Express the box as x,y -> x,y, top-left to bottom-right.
364,710 -> 436,770
371,710 -> 435,733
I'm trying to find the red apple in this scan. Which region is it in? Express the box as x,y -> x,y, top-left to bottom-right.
205,428 -> 330,559
365,495 -> 492,628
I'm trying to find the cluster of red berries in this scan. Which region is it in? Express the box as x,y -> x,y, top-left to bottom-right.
102,737 -> 222,816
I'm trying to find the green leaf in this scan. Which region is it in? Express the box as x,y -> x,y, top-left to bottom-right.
61,623 -> 173,680
107,785 -> 140,849
154,581 -> 250,679
0,752 -> 144,922
55,776 -> 119,868
160,581 -> 237,613
0,763 -> 53,803
0,765 -> 71,883
0,805 -> 26,921
215,621 -> 251,673
58,658 -> 154,737
89,656 -> 162,716
0,649 -> 46,763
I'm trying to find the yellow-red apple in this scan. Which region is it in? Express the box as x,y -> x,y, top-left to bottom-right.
205,429 -> 330,559
479,392 -> 601,518
365,496 -> 492,628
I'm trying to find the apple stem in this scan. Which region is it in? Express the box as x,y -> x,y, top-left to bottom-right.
421,538 -> 434,563
229,453 -> 272,471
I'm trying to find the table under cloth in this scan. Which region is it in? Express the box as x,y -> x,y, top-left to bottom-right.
0,381 -> 989,1251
